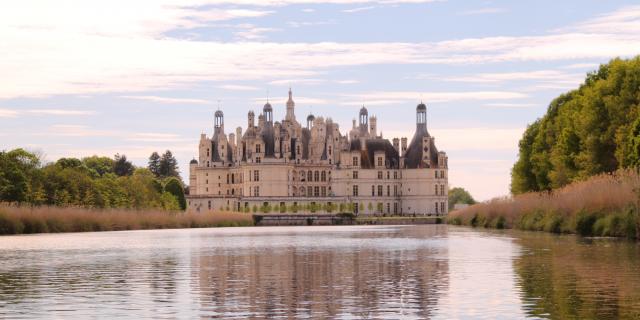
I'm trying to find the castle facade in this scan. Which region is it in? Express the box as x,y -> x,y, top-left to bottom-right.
187,89 -> 448,216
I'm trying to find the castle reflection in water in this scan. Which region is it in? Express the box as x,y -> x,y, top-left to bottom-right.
191,226 -> 449,318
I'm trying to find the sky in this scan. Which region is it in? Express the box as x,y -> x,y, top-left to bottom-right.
1,1 -> 639,201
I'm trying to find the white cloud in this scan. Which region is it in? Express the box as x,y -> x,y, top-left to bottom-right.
126,133 -> 187,142
120,96 -> 211,104
44,125 -> 118,137
26,109 -> 96,116
458,7 -> 507,16
234,26 -> 280,40
483,103 -> 537,109
562,62 -> 600,70
301,8 -> 315,12
0,109 -> 19,118
0,3 -> 639,100
342,6 -> 377,13
269,78 -> 326,85
562,5 -> 640,34
252,96 -> 330,105
341,91 -> 528,105
217,84 -> 260,91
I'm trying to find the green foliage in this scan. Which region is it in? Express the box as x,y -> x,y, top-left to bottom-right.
512,57 -> 640,194
148,152 -> 161,177
0,148 -> 184,212
113,154 -> 134,176
159,150 -> 180,178
164,177 -> 186,210
448,187 -> 476,211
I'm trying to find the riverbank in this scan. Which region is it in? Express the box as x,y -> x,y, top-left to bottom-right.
448,170 -> 640,239
253,214 -> 442,226
0,205 -> 253,235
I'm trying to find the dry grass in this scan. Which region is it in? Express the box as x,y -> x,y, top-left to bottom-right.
449,169 -> 640,238
0,205 -> 254,235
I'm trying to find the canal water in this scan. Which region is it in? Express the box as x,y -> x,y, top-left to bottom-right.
0,225 -> 638,319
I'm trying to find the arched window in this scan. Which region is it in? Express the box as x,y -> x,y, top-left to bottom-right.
308,170 -> 313,181
321,171 -> 326,182
314,171 -> 320,182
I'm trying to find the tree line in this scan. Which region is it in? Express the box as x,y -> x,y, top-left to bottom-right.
0,149 -> 186,210
512,56 -> 640,194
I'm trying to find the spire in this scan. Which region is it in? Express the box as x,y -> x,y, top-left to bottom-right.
286,87 -> 296,122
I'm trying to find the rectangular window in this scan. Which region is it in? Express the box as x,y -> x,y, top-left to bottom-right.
386,203 -> 390,214
394,185 -> 398,196
307,186 -> 312,197
353,185 -> 359,196
435,185 -> 439,195
435,202 -> 439,214
254,170 -> 260,181
378,171 -> 383,179
321,171 -> 326,182
440,185 -> 445,196
441,202 -> 445,214
254,186 -> 260,197
377,157 -> 383,167
208,201 -> 211,209
353,157 -> 359,166
256,157 -> 261,163
314,186 -> 320,197
321,186 -> 327,197
377,185 -> 383,196
387,171 -> 390,179
394,202 -> 398,214
372,185 -> 375,196
394,171 -> 398,179
387,185 -> 390,196
353,171 -> 358,179
435,170 -> 438,179
314,171 -> 320,182
256,144 -> 261,153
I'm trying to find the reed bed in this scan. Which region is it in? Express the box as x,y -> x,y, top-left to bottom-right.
0,205 -> 254,235
449,169 -> 640,239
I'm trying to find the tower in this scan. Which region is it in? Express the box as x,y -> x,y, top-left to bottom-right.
248,111 -> 255,128
214,110 -> 224,135
370,115 -> 377,138
307,114 -> 315,130
286,87 -> 296,122
263,102 -> 273,125
417,101 -> 427,130
359,106 -> 369,136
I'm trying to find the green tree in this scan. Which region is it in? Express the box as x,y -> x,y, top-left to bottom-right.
82,156 -> 114,177
512,56 -> 640,193
448,187 -> 476,211
113,154 -> 134,176
148,152 -> 161,177
164,177 -> 186,210
159,150 -> 179,177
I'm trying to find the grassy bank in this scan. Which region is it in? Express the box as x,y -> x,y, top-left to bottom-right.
448,170 -> 640,239
0,205 -> 253,235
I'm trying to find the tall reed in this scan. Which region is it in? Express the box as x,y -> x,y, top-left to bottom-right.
449,169 -> 640,239
0,205 -> 253,235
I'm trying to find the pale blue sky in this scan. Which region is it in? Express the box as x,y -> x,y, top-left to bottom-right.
1,0 -> 639,200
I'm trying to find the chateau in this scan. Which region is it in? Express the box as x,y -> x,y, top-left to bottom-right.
187,89 -> 448,216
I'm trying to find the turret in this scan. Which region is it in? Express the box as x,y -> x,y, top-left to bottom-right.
417,102 -> 427,130
248,111 -> 255,128
307,114 -> 315,130
263,102 -> 273,125
393,138 -> 400,153
370,115 -> 377,138
286,87 -> 296,122
359,106 -> 369,135
214,110 -> 224,135
401,137 -> 408,156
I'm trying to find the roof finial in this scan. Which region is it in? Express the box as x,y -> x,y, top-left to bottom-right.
266,89 -> 270,103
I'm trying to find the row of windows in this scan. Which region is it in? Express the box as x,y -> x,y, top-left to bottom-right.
298,170 -> 329,182
352,185 -> 399,197
435,170 -> 446,179
434,184 -> 446,196
352,171 -> 400,179
293,186 -> 329,197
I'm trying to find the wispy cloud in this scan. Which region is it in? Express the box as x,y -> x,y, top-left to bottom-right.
269,78 -> 326,85
26,109 -> 96,116
342,6 -> 377,13
341,91 -> 528,105
217,84 -> 260,91
562,62 -> 600,69
126,133 -> 187,142
0,109 -> 19,118
120,96 -> 211,104
458,7 -> 507,16
483,103 -> 538,109
234,25 -> 279,40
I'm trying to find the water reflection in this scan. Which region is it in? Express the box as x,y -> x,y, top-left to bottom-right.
513,232 -> 640,320
0,226 -> 637,319
193,226 -> 449,318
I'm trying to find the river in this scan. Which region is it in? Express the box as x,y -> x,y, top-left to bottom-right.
0,225 -> 638,319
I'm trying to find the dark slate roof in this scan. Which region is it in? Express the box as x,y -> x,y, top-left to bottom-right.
261,125 -> 275,157
301,128 -> 311,159
350,138 -> 400,169
190,159 -> 198,164
403,123 -> 438,169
